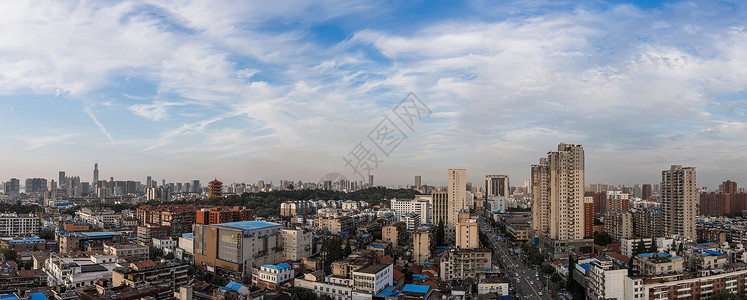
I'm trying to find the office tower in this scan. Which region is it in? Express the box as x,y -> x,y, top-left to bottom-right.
415,176 -> 422,188
662,165 -> 696,241
59,171 -> 65,187
93,163 -> 99,189
3,178 -> 20,195
191,180 -> 201,193
208,179 -> 224,199
369,175 -> 374,187
447,169 -> 467,243
485,175 -> 509,197
146,176 -> 152,189
531,143 -> 585,241
642,184 -> 652,200
605,191 -> 629,212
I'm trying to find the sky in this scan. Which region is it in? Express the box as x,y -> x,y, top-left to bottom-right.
1,0 -> 746,189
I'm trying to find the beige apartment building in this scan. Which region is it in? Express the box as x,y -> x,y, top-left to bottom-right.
413,225 -> 435,265
456,212 -> 478,249
662,165 -> 697,241
531,143 -> 585,241
447,169 -> 467,244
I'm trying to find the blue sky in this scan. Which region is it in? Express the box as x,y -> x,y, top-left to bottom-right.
1,0 -> 746,189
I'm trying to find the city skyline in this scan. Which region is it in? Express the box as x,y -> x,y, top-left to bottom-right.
1,1 -> 747,188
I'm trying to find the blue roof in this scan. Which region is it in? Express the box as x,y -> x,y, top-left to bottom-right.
76,231 -> 121,239
579,263 -> 590,274
403,284 -> 430,294
500,297 -> 513,300
262,263 -> 292,270
413,274 -> 427,280
701,242 -> 717,246
706,250 -> 726,256
0,295 -> 19,300
29,293 -> 49,300
638,253 -> 653,257
223,281 -> 244,292
9,237 -> 45,243
216,221 -> 281,230
376,286 -> 398,297
182,233 -> 193,239
476,267 -> 493,271
656,253 -> 669,257
340,232 -> 349,234
669,256 -> 683,260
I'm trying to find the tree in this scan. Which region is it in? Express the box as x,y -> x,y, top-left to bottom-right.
550,272 -> 563,283
149,247 -> 164,260
1,249 -> 16,261
634,239 -> 647,255
344,239 -> 352,256
39,229 -> 54,240
678,242 -> 684,253
436,220 -> 445,246
541,263 -> 555,276
165,252 -> 175,260
594,232 -> 612,246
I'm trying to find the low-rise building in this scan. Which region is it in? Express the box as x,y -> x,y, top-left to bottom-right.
295,270 -> 353,299
477,276 -> 509,296
314,216 -> 354,234
440,248 -> 492,281
136,224 -> 171,246
103,243 -> 148,259
152,237 -> 177,251
44,254 -> 118,289
352,263 -> 393,297
58,231 -> 126,253
252,263 -> 294,291
112,260 -> 189,291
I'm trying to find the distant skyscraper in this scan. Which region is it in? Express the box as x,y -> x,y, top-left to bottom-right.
662,165 -> 696,241
485,175 -> 509,197
59,171 -> 65,187
192,180 -> 201,193
369,175 -> 374,187
642,184 -> 652,200
531,143 -> 585,241
415,176 -> 422,188
146,176 -> 152,189
24,178 -> 48,194
3,178 -> 20,195
93,163 -> 99,188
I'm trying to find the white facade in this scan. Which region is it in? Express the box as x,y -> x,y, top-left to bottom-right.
44,254 -> 118,289
486,196 -> 506,212
255,263 -> 294,285
282,228 -> 312,261
401,212 -> 420,231
587,258 -> 627,300
390,198 -> 431,224
178,234 -> 194,255
352,264 -> 393,295
0,213 -> 40,236
477,280 -> 509,295
621,237 -> 674,258
295,272 -> 353,300
152,237 -> 176,250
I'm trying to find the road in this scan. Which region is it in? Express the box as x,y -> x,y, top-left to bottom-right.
479,218 -> 553,300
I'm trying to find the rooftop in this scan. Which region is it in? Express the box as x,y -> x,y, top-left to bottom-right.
213,221 -> 281,230
262,263 -> 291,270
356,264 -> 390,275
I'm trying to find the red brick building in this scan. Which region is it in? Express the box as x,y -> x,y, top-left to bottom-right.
196,206 -> 254,225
